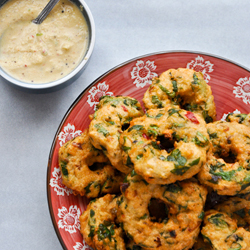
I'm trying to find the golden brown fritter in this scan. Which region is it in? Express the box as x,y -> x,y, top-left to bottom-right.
226,112 -> 250,127
143,68 -> 216,123
58,129 -> 124,198
80,194 -> 126,250
117,173 -> 207,250
215,197 -> 250,231
198,121 -> 250,195
120,106 -> 210,184
201,210 -> 250,250
89,96 -> 144,174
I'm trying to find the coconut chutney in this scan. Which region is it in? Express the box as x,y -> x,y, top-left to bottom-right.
0,0 -> 89,83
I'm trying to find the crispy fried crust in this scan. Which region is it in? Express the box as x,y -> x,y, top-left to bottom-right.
226,112 -> 250,127
215,197 -> 250,230
80,194 -> 126,250
143,68 -> 216,123
117,173 -> 207,250
201,210 -> 250,250
58,129 -> 124,198
89,96 -> 144,174
120,106 -> 210,184
198,121 -> 250,195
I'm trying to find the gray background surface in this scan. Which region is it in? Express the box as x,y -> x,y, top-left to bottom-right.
1,0 -> 250,249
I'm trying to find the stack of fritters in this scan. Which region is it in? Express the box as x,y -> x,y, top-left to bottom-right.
58,68 -> 250,250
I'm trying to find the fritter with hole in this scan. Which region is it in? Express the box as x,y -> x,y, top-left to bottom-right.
143,68 -> 216,123
215,197 -> 250,230
117,173 -> 207,250
58,129 -> 123,198
120,106 -> 210,184
201,210 -> 250,250
198,121 -> 250,195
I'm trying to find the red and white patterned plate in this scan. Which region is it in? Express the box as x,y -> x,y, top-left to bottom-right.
47,51 -> 250,250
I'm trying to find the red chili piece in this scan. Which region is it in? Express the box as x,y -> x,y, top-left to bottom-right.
121,105 -> 128,112
142,133 -> 149,140
185,111 -> 199,124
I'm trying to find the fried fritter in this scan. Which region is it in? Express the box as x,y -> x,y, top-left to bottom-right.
215,197 -> 250,230
117,173 -> 207,250
143,68 -> 216,123
201,210 -> 250,250
89,96 -> 144,174
120,106 -> 210,184
198,121 -> 250,195
80,194 -> 126,250
226,112 -> 250,127
58,129 -> 123,198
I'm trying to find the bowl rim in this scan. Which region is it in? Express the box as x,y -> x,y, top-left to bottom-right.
0,0 -> 95,90
46,49 -> 250,250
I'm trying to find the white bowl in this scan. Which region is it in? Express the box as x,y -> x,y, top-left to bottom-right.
0,0 -> 95,93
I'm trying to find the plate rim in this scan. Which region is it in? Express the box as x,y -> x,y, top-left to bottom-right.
46,49 -> 250,249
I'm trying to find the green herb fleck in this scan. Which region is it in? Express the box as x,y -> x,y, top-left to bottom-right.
151,141 -> 161,150
97,224 -> 115,241
136,154 -> 143,160
167,149 -> 187,166
189,157 -> 200,166
198,211 -> 205,220
128,125 -> 144,132
194,131 -> 209,147
202,110 -> 213,123
159,84 -> 175,98
172,80 -> 178,92
208,213 -> 228,227
208,131 -> 218,139
165,183 -> 182,193
85,182 -> 93,194
60,160 -> 68,176
90,209 -> 95,218
152,95 -> 163,108
192,73 -> 200,85
94,124 -> 109,137
126,155 -> 133,167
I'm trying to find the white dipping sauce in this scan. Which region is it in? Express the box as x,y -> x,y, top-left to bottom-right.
0,0 -> 89,83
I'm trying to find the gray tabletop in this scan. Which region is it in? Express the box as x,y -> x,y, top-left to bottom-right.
1,0 -> 250,249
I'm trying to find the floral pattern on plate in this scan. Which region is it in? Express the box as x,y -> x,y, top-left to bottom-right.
186,55 -> 214,82
50,167 -> 73,196
47,51 -> 250,250
130,60 -> 158,88
73,242 -> 93,250
233,77 -> 250,104
58,123 -> 82,147
58,205 -> 81,234
87,82 -> 114,109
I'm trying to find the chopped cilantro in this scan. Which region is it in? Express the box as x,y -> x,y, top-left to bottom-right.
128,125 -> 144,132
159,84 -> 175,98
152,95 -> 163,108
194,131 -> 209,147
60,160 -> 68,176
94,124 -> 109,137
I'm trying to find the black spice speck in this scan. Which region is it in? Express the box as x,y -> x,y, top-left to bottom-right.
170,230 -> 176,238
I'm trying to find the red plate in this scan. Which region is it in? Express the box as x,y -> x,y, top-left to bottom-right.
47,51 -> 250,250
